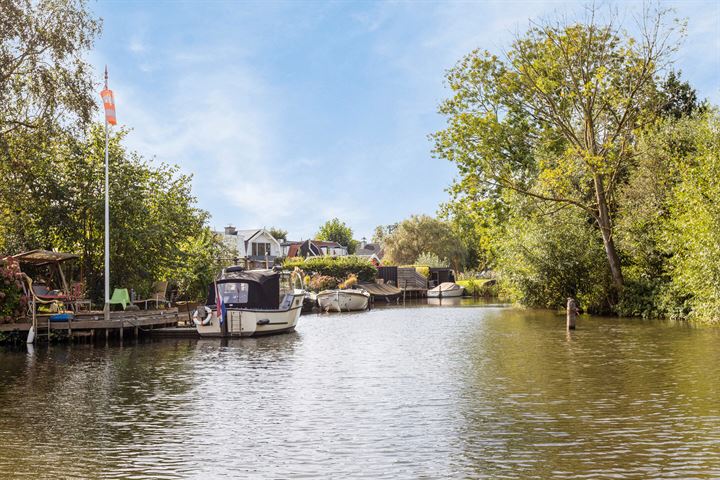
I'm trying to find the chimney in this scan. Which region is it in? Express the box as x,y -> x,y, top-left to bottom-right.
225,225 -> 237,236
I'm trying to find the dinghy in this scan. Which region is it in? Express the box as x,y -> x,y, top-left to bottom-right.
427,282 -> 464,298
317,289 -> 370,312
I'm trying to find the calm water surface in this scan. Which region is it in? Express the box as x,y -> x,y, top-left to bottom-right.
1,302 -> 719,479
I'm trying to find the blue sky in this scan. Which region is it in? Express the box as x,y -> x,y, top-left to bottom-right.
90,0 -> 720,241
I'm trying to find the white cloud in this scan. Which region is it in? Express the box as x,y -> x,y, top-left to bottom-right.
128,37 -> 145,54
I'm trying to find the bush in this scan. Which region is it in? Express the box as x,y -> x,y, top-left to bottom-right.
0,258 -> 28,322
496,207 -> 613,314
414,252 -> 449,268
339,274 -> 358,290
456,279 -> 499,297
283,256 -> 377,282
306,274 -> 338,292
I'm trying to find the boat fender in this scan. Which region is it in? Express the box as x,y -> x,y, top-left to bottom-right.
192,306 -> 213,326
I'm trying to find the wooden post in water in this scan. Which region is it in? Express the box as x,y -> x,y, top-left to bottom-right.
566,297 -> 579,330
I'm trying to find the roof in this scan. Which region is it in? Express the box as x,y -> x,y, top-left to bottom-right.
356,243 -> 384,258
299,239 -> 322,257
312,240 -> 344,248
282,239 -> 344,248
12,250 -> 79,265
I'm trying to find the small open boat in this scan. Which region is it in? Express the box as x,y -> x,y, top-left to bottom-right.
427,282 -> 464,298
193,267 -> 305,337
317,289 -> 370,312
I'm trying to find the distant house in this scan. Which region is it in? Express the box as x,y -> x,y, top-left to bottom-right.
355,239 -> 384,260
216,226 -> 282,267
282,239 -> 348,258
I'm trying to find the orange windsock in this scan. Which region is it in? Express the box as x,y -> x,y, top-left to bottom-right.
100,88 -> 117,125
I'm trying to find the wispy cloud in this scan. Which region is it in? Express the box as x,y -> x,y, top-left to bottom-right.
91,0 -> 720,240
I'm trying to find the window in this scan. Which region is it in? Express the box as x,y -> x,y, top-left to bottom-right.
219,282 -> 248,304
252,242 -> 271,256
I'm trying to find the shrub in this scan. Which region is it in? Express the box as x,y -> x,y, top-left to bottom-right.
496,207 -> 613,314
414,252 -> 449,268
339,274 -> 358,290
0,258 -> 28,322
306,274 -> 338,292
456,279 -> 499,297
283,256 -> 377,282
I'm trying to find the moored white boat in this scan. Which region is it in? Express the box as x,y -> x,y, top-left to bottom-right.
193,267 -> 305,337
427,282 -> 464,298
317,289 -> 370,312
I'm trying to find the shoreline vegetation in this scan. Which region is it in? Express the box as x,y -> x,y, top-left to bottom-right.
1,1 -> 719,324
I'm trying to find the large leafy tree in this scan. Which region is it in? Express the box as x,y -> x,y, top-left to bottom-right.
433,6 -> 681,297
267,227 -> 288,242
0,0 -> 100,137
382,215 -> 465,270
316,218 -> 356,253
0,0 -> 101,253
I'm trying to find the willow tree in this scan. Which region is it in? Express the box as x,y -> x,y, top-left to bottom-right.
433,6 -> 682,295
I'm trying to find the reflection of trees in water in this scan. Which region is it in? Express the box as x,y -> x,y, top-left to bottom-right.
0,340 -> 202,477
451,311 -> 720,478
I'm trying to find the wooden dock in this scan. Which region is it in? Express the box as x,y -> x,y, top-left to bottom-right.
359,282 -> 402,301
0,308 -> 181,341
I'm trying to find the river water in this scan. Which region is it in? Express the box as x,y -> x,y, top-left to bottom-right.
0,301 -> 719,479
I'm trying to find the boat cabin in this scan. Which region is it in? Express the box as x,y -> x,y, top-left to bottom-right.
205,268 -> 299,310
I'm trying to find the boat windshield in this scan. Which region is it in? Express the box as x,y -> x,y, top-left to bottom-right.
218,282 -> 249,304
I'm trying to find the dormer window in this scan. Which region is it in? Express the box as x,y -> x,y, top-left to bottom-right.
252,242 -> 271,256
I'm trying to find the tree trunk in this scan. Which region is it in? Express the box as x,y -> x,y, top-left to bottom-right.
593,175 -> 624,292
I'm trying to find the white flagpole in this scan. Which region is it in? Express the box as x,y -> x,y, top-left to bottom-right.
104,66 -> 110,321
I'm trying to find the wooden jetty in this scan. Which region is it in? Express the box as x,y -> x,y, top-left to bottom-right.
0,308 -> 180,342
359,282 -> 402,302
376,266 -> 428,298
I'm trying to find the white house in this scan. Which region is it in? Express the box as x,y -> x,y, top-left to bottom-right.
217,226 -> 283,264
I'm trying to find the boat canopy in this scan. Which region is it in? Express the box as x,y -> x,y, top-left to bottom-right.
206,270 -> 280,310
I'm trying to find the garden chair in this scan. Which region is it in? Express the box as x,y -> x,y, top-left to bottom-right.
132,281 -> 171,309
108,288 -> 131,310
68,282 -> 92,312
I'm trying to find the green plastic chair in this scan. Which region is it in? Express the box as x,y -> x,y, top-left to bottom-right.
108,288 -> 131,310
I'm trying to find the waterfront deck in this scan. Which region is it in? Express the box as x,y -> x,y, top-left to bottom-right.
0,308 -> 181,340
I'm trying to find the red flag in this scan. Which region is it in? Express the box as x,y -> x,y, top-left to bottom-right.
100,88 -> 117,125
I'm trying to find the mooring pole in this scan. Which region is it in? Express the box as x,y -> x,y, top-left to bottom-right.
566,297 -> 578,330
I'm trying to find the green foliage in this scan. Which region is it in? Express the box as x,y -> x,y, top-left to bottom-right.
267,227 -> 288,242
306,274 -> 338,292
433,7 -> 682,292
339,273 -> 358,290
660,71 -> 707,120
663,113 -> 720,322
316,218 -> 355,253
497,205 -> 612,313
414,252 -> 449,268
0,125 -> 216,303
456,279 -> 498,297
383,215 -> 466,270
0,258 -> 27,321
371,224 -> 398,244
0,0 -> 101,137
162,228 -> 233,302
283,256 -> 377,283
